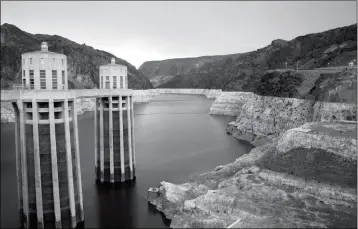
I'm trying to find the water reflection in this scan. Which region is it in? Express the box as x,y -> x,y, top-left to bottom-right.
96,180 -> 137,228
147,203 -> 171,227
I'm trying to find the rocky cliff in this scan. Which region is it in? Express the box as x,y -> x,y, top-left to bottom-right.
158,24 -> 357,92
226,95 -> 357,146
149,122 -> 357,228
0,23 -> 153,90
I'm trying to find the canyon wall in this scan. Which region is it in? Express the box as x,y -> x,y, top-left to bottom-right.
224,94 -> 356,146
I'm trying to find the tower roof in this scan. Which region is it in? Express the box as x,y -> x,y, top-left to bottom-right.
22,41 -> 65,56
100,58 -> 126,67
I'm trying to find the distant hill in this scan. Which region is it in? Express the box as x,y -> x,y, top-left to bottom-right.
0,23 -> 153,89
139,54 -> 241,87
155,24 -> 356,93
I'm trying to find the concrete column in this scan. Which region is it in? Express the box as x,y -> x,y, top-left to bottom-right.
71,100 -> 84,221
32,99 -> 44,228
63,99 -> 76,228
48,99 -> 62,228
99,98 -> 104,182
94,98 -> 98,173
130,96 -> 136,175
127,96 -> 133,179
119,96 -> 125,181
17,100 -> 29,228
14,103 -> 22,227
108,96 -> 114,183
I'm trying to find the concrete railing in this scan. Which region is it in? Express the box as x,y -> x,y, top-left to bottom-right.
13,84 -> 23,90
1,89 -> 134,101
1,88 -> 223,102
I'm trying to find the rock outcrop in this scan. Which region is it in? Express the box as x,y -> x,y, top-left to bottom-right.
209,92 -> 256,116
226,95 -> 357,146
149,122 -> 357,228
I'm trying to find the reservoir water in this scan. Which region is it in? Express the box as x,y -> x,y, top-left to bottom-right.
1,94 -> 253,228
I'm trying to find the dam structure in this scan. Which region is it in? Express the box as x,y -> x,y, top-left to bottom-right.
4,42 -> 136,228
13,42 -> 84,229
95,58 -> 136,183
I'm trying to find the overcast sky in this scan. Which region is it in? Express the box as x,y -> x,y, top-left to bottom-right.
1,1 -> 357,68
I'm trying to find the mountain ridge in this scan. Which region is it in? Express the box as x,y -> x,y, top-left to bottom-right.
155,23 -> 356,92
1,23 -> 153,89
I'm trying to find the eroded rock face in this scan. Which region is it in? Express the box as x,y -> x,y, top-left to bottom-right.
225,94 -> 357,146
209,92 -> 257,116
1,101 -> 15,123
148,122 -> 357,228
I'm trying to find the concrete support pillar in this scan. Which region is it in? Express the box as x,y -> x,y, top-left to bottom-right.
130,96 -> 136,178
32,99 -> 45,228
108,96 -> 114,182
71,100 -> 84,222
99,98 -> 104,182
17,100 -> 29,228
14,102 -> 22,228
119,96 -> 125,182
64,99 -> 76,228
49,99 -> 62,228
95,93 -> 136,184
94,98 -> 98,174
13,92 -> 84,228
127,96 -> 133,180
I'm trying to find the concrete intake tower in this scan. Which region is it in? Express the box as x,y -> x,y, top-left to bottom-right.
13,42 -> 84,228
95,58 -> 136,183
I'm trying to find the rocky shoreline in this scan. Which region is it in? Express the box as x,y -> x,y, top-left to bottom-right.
148,122 -> 357,228
147,92 -> 357,228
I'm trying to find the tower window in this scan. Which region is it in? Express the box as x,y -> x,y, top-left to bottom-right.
41,58 -> 44,64
30,58 -> 32,64
23,70 -> 25,77
113,76 -> 117,89
106,76 -> 109,81
53,58 -> 56,64
119,76 -> 123,88
62,59 -> 64,65
40,70 -> 46,89
101,76 -> 103,88
29,70 -> 34,89
52,70 -> 58,89
62,71 -> 65,85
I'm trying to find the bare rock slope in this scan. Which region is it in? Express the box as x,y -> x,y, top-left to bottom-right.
149,122 -> 357,228
226,95 -> 357,146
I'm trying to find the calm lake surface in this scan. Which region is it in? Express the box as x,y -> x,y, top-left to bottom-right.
1,94 -> 253,228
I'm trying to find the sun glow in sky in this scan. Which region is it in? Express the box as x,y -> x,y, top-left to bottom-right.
1,1 -> 356,68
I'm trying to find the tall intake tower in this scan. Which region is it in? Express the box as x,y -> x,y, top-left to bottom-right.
95,58 -> 136,183
13,42 -> 84,228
